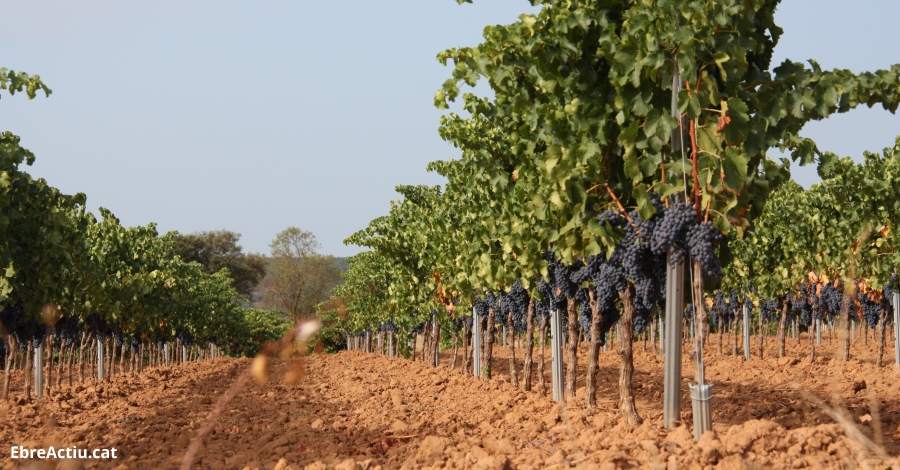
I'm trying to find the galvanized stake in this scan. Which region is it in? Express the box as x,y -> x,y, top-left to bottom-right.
743,303 -> 751,361
34,343 -> 43,398
550,308 -> 565,402
663,20 -> 687,430
663,256 -> 684,428
893,292 -> 900,368
689,383 -> 713,440
659,315 -> 665,353
816,318 -> 822,345
473,308 -> 481,377
432,311 -> 439,366
98,338 -> 106,380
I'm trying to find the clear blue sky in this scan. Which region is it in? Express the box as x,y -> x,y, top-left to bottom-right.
2,1 -> 898,257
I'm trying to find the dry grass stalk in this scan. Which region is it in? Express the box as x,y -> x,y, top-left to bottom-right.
797,388 -> 898,470
179,319 -> 320,470
178,367 -> 252,470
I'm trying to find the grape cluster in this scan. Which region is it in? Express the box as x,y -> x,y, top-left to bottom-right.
534,279 -> 554,325
500,279 -> 531,332
0,305 -> 49,350
709,291 -> 733,328
790,291 -> 812,327
649,202 -> 725,280
684,303 -> 695,320
54,316 -> 81,349
11,319 -> 40,348
601,201 -> 668,329
452,315 -> 471,331
531,193 -> 727,345
576,287 -> 592,340
884,273 -> 899,308
531,273 -> 570,330
883,279 -> 898,329
484,291 -> 501,313
113,329 -> 125,348
858,291 -> 882,328
567,252 -> 620,344
686,222 -> 725,279
650,202 -> 695,262
32,323 -> 48,349
884,281 -> 896,307
473,295 -> 490,321
545,252 -> 579,306
0,304 -> 23,333
758,297 -> 780,323
379,321 -> 398,333
86,314 -> 112,339
633,314 -> 651,335
176,329 -> 194,346
820,283 -> 842,320
128,336 -> 141,354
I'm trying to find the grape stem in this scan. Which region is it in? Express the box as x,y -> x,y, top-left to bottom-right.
604,184 -> 632,224
684,79 -> 703,220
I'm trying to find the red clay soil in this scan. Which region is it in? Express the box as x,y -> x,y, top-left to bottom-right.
0,332 -> 899,469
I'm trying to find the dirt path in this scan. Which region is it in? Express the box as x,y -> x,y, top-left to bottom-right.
0,333 -> 898,469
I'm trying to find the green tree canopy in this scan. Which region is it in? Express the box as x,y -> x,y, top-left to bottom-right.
256,227 -> 344,321
170,230 -> 267,298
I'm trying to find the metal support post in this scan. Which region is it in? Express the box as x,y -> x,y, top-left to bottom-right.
473,309 -> 481,377
659,316 -> 665,352
34,343 -> 43,398
432,311 -> 439,366
893,292 -> 900,368
550,308 -> 565,402
663,256 -> 684,428
98,338 -> 106,380
743,303 -> 751,361
690,383 -> 713,440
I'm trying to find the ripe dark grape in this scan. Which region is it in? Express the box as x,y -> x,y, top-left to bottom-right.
820,283 -> 842,320
791,292 -> 812,327
758,298 -> 780,323
380,321 -> 398,333
530,192 -> 727,345
685,222 -> 725,279
650,202 -> 695,262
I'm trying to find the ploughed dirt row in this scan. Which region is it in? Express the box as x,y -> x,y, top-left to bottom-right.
0,332 -> 899,469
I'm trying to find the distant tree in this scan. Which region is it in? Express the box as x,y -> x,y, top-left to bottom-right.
256,227 -> 343,321
170,230 -> 267,298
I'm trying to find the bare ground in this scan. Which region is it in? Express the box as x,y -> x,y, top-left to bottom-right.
0,331 -> 899,469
